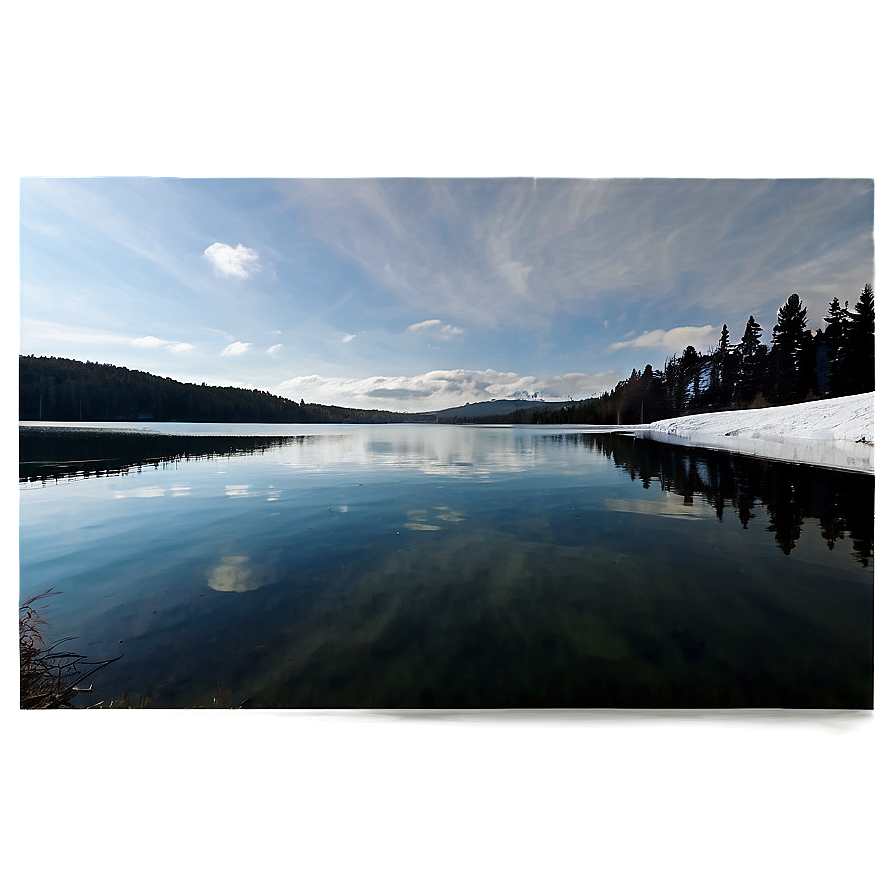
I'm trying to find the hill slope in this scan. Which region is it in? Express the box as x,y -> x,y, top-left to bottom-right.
421,398 -> 573,421
18,356 -> 416,424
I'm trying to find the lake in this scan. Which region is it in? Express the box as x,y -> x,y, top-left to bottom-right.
19,422 -> 874,709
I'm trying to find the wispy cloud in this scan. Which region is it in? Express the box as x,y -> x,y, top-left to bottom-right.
22,179 -> 222,299
132,335 -> 195,353
278,179 -> 873,333
609,325 -> 718,354
340,334 -> 356,343
499,260 -> 533,293
22,318 -> 135,347
267,343 -> 283,355
221,341 -> 251,356
407,319 -> 442,331
203,242 -> 261,278
407,319 -> 465,338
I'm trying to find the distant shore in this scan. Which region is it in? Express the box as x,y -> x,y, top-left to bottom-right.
632,392 -> 874,474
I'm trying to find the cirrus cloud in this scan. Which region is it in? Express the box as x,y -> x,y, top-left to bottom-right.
203,242 -> 261,278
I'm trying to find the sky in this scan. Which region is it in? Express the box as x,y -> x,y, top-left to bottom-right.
19,177 -> 873,412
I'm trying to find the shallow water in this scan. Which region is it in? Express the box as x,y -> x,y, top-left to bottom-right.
19,423 -> 873,708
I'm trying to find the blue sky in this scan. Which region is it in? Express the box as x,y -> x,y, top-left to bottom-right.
19,177 -> 873,412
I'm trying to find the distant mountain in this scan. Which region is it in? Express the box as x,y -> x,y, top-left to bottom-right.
421,398 -> 574,421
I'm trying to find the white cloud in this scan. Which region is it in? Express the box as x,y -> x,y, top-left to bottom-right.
340,334 -> 356,343
609,325 -> 718,354
132,335 -> 168,348
406,319 -> 464,339
267,343 -> 283,355
221,341 -> 251,356
275,367 -> 618,413
132,335 -> 194,353
539,371 -> 616,399
203,242 -> 261,278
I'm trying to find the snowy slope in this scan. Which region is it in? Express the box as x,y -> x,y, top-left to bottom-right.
636,392 -> 874,474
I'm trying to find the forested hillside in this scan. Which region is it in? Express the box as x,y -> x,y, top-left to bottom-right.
489,285 -> 875,426
18,356 -> 413,424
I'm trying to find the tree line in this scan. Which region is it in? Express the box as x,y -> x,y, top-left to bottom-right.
18,356 -> 420,424
493,284 -> 874,426
569,431 -> 873,565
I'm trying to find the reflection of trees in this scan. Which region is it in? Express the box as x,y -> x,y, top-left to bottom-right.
574,433 -> 874,565
19,429 -> 302,482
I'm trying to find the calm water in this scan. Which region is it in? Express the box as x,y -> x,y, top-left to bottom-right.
19,423 -> 874,709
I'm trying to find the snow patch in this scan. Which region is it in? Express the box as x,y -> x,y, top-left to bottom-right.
635,392 -> 874,474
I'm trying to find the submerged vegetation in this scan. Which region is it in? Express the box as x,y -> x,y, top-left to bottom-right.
20,428 -> 303,482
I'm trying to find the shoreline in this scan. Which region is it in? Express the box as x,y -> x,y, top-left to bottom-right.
633,392 -> 874,474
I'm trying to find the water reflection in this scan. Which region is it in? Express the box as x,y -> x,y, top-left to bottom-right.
404,505 -> 466,530
20,423 -> 873,709
279,425 -> 549,478
604,495 -> 715,519
572,433 -> 874,565
20,428 -> 302,482
207,554 -> 278,593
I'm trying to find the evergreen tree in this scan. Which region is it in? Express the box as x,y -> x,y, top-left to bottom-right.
719,323 -> 731,353
842,284 -> 874,393
822,297 -> 850,396
680,345 -> 702,409
737,315 -> 765,405
663,353 -> 688,414
713,323 -> 738,406
771,294 -> 812,403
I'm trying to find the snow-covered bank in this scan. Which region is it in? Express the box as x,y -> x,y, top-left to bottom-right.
636,392 -> 874,474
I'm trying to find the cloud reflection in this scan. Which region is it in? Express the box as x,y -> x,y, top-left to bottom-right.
207,555 -> 277,593
604,496 -> 715,519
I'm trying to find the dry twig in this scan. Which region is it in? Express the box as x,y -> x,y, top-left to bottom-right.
20,589 -> 122,709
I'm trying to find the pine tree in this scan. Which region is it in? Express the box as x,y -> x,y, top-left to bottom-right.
737,315 -> 765,405
771,293 -> 812,403
842,284 -> 874,393
680,345 -> 702,409
715,323 -> 738,406
719,323 -> 731,353
822,297 -> 850,396
664,353 -> 688,414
